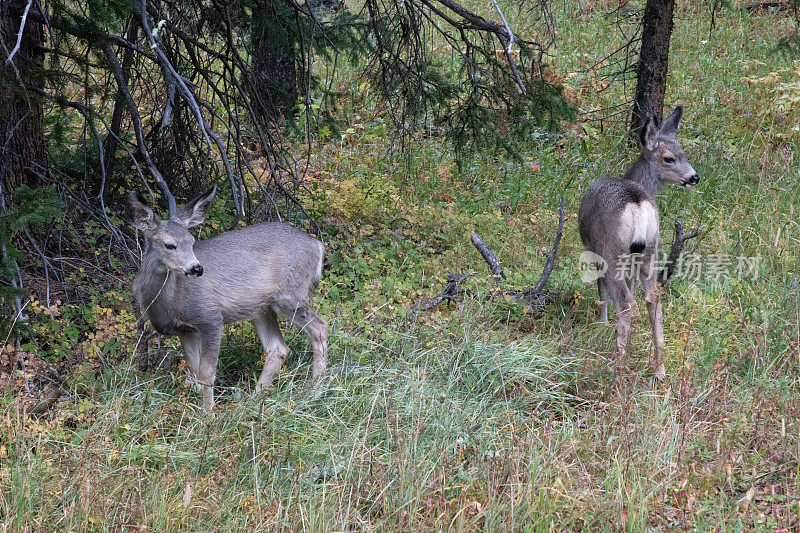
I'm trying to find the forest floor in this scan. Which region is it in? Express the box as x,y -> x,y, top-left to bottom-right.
2,1 -> 800,531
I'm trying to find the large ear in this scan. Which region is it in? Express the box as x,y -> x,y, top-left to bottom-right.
176,185 -> 216,228
128,191 -> 160,233
659,105 -> 683,140
640,118 -> 659,152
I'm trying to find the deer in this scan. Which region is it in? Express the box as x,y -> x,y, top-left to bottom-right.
128,186 -> 328,411
578,105 -> 699,381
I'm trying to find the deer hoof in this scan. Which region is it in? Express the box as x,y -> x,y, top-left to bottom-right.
653,363 -> 666,382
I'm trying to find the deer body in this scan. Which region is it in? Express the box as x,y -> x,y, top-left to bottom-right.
130,189 -> 328,410
578,106 -> 698,380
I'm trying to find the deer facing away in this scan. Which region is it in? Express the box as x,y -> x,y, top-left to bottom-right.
129,188 -> 328,410
578,106 -> 698,380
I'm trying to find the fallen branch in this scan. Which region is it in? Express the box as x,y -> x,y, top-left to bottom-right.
469,196 -> 565,310
659,218 -> 702,285
470,231 -> 506,281
28,386 -> 63,418
412,273 -> 471,313
532,196 -> 565,295
746,1 -> 792,13
411,274 -> 472,313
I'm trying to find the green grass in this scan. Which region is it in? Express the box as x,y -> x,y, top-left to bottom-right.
3,0 -> 800,530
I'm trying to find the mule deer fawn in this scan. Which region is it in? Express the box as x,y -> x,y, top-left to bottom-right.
129,187 -> 328,410
578,106 -> 698,380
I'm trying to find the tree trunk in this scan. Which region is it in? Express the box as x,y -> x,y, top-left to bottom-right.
101,16 -> 138,199
0,0 -> 48,204
630,0 -> 676,136
250,0 -> 297,126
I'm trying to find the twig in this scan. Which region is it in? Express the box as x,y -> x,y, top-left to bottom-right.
489,0 -> 526,94
659,218 -> 702,285
470,198 -> 565,310
139,0 -> 244,218
22,227 -> 53,307
412,273 -> 471,312
102,41 -> 177,218
5,0 -> 34,65
470,231 -> 506,281
533,196 -> 564,294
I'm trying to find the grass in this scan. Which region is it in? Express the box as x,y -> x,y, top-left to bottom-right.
3,0 -> 800,530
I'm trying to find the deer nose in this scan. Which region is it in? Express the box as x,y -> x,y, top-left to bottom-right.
189,265 -> 204,276
686,174 -> 700,186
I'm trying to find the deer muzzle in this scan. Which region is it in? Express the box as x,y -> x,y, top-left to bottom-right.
187,264 -> 204,277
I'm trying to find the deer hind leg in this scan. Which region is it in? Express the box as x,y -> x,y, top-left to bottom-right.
608,277 -> 638,377
597,278 -> 609,324
180,325 -> 221,411
277,302 -> 328,386
642,276 -> 666,381
252,308 -> 290,392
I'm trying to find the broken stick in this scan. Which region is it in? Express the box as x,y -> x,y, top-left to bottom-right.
470,231 -> 506,281
412,273 -> 471,313
659,218 -> 702,285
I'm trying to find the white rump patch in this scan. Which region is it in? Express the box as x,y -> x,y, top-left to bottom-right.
618,201 -> 658,249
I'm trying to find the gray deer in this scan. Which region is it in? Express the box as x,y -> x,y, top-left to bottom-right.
129,187 -> 328,410
578,106 -> 698,380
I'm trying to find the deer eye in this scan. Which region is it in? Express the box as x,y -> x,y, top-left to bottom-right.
164,243 -> 177,250
664,156 -> 675,164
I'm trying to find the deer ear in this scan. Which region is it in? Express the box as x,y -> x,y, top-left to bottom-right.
128,191 -> 160,233
177,186 -> 216,228
660,105 -> 683,140
641,118 -> 659,152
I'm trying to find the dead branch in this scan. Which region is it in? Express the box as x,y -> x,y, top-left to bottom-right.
27,386 -> 63,417
102,41 -> 177,218
470,231 -> 506,281
412,273 -> 471,313
659,218 -> 702,286
5,0 -> 34,65
747,1 -> 792,13
467,197 -> 565,310
139,0 -> 244,218
533,195 -> 564,295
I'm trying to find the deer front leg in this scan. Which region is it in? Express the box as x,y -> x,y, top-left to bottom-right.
180,326 -> 221,412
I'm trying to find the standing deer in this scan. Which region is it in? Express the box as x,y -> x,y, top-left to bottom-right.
578,106 -> 698,380
129,187 -> 328,410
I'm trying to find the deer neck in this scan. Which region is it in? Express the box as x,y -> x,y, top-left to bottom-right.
622,156 -> 661,197
135,247 -> 180,326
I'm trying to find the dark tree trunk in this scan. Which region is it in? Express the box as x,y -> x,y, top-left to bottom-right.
251,0 -> 297,125
630,0 -> 676,136
101,16 -> 138,199
0,0 -> 49,205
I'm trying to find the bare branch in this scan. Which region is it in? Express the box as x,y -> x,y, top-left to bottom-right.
659,218 -> 702,285
471,231 -> 506,281
411,273 -> 471,312
533,195 -> 564,294
102,41 -> 177,218
489,0 -> 526,94
5,0 -> 34,65
139,0 -> 244,217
